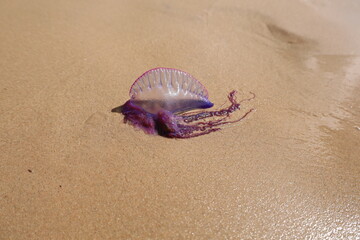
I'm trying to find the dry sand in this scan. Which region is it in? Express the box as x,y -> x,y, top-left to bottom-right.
1,0 -> 359,239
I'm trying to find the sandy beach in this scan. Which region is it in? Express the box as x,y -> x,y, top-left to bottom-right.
1,0 -> 359,239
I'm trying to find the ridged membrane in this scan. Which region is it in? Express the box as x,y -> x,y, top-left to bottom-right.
129,68 -> 213,114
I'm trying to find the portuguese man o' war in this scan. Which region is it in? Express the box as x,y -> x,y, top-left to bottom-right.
120,67 -> 255,138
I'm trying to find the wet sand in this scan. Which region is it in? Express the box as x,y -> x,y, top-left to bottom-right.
1,0 -> 359,239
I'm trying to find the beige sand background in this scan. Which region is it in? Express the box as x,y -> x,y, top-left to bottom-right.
1,0 -> 359,239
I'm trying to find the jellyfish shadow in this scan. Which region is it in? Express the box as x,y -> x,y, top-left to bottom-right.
111,105 -> 124,114
111,102 -> 168,137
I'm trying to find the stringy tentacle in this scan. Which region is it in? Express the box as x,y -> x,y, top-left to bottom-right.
239,91 -> 256,103
168,108 -> 255,138
151,90 -> 255,138
181,91 -> 255,124
200,108 -> 255,128
168,127 -> 221,139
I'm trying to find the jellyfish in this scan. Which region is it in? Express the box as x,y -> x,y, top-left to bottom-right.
119,67 -> 255,138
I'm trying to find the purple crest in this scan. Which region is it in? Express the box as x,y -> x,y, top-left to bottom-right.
117,67 -> 255,138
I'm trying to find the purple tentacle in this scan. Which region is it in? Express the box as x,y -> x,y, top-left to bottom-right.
121,90 -> 255,139
180,91 -> 255,123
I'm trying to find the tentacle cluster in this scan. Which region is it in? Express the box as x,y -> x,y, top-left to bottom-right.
121,90 -> 255,139
159,91 -> 255,138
